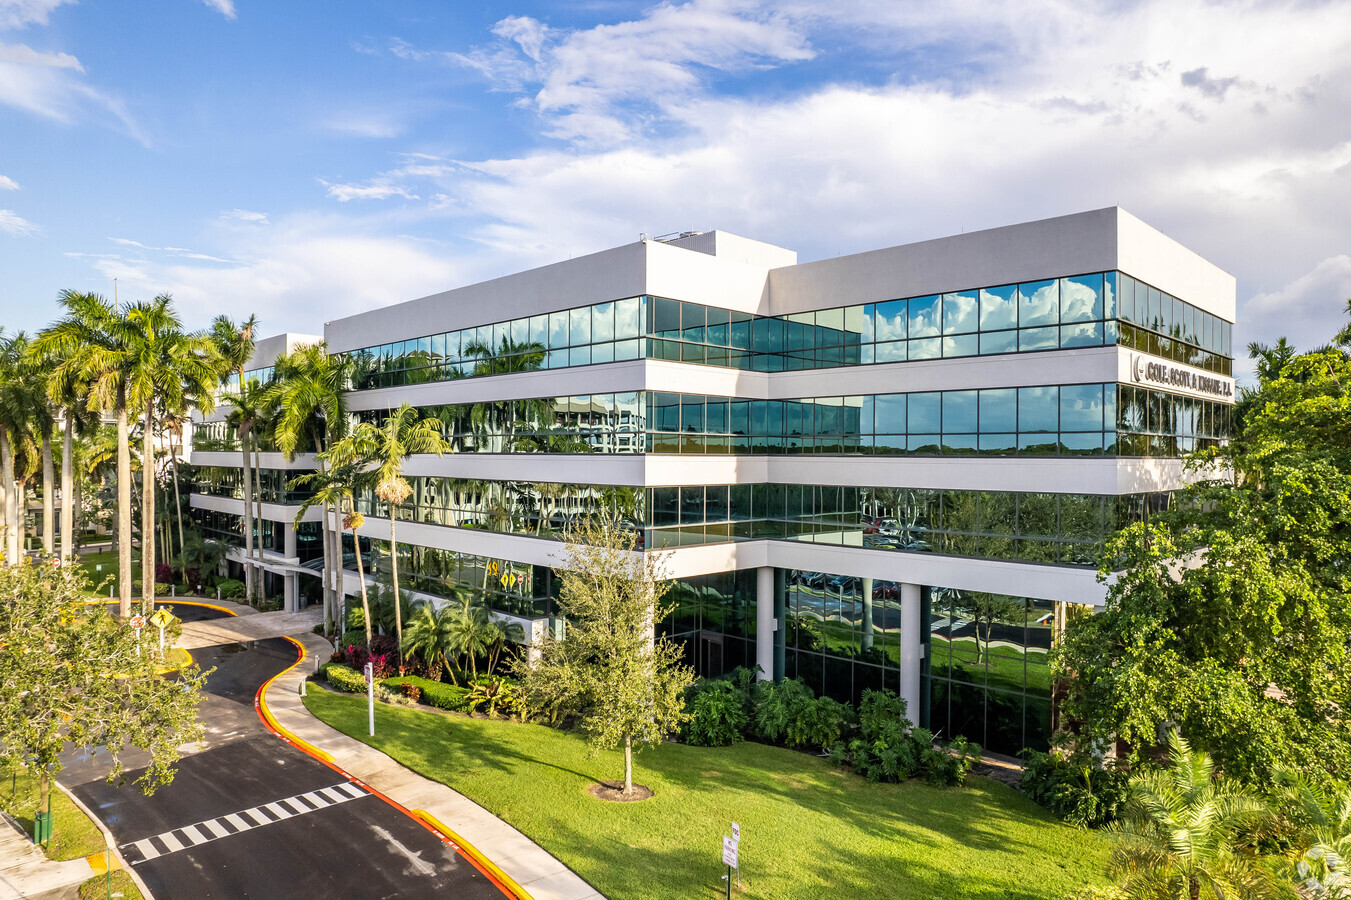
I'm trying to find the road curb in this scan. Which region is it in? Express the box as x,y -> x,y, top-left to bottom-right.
56,780 -> 156,900
257,635 -> 530,899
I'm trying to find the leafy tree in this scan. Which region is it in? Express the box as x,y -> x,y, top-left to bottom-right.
401,601 -> 460,681
0,559 -> 208,836
210,315 -> 260,603
514,518 -> 693,796
293,462 -> 373,648
1056,311 -> 1351,785
1104,732 -> 1284,900
953,591 -> 1026,664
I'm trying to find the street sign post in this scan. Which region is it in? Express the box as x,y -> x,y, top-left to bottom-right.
130,614 -> 145,657
722,835 -> 738,898
149,609 -> 175,654
364,662 -> 375,736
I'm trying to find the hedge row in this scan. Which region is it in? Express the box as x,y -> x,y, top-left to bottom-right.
320,662 -> 368,694
382,676 -> 473,712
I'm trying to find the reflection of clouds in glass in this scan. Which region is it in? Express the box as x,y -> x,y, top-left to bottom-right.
943,292 -> 978,334
592,302 -> 615,341
910,295 -> 941,337
1019,281 -> 1058,327
980,285 -> 1017,330
1060,278 -> 1100,323
875,300 -> 907,341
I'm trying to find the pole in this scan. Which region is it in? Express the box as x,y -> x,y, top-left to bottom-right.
365,662 -> 374,736
726,865 -> 732,899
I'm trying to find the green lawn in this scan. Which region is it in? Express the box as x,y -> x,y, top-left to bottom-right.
304,689 -> 1107,899
76,551 -> 140,593
1,771 -> 104,861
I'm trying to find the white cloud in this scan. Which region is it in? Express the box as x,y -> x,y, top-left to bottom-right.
321,178 -> 420,202
1238,255 -> 1351,375
0,0 -> 72,30
221,208 -> 268,224
322,110 -> 404,139
0,208 -> 37,235
198,0 -> 235,20
82,214 -> 462,335
0,174 -> 17,190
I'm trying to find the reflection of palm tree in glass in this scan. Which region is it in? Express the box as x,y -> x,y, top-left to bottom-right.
462,336 -> 548,453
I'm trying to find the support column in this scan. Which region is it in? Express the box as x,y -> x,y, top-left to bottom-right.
773,568 -> 786,682
755,567 -> 774,680
900,582 -> 922,720
283,524 -> 297,613
861,577 -> 875,651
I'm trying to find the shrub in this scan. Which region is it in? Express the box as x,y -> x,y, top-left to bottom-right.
397,681 -> 422,702
466,676 -> 520,718
154,563 -> 173,584
152,581 -> 169,596
321,662 -> 368,694
683,679 -> 750,746
217,579 -> 245,599
919,733 -> 981,787
752,678 -> 853,752
340,639 -> 398,679
829,690 -> 980,787
1020,749 -> 1129,828
381,675 -> 473,712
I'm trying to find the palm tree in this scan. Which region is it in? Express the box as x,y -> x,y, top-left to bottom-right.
41,335 -> 94,562
293,462 -> 373,648
444,598 -> 501,682
268,343 -> 351,633
335,404 -> 451,666
1107,732 -> 1280,900
1273,771 -> 1351,896
221,381 -> 270,603
210,315 -> 259,602
0,331 -> 43,564
124,296 -> 219,604
37,293 -> 146,613
401,601 -> 460,681
177,527 -> 227,590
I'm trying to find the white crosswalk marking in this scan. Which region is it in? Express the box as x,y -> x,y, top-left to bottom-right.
122,782 -> 368,864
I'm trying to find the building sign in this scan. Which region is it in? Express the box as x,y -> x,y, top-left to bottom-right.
1126,351 -> 1235,401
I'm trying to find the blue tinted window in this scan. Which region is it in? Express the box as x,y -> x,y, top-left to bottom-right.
942,334 -> 979,358
653,297 -> 681,339
1018,386 -> 1059,432
1061,274 -> 1103,323
1019,280 -> 1059,328
909,393 -> 941,432
681,303 -> 705,344
980,284 -> 1017,331
548,311 -> 569,349
875,394 -> 905,433
942,291 -> 978,334
910,337 -> 942,360
875,300 -> 907,342
979,389 -> 1016,432
1103,272 -> 1118,320
1019,327 -> 1058,352
942,391 -> 977,433
980,331 -> 1017,355
1060,322 -> 1103,348
909,295 -> 941,338
1060,384 -> 1104,431
615,297 -> 641,340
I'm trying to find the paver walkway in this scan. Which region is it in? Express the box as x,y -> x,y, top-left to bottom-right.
266,632 -> 604,900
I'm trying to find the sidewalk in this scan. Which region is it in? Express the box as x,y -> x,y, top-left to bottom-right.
265,631 -> 604,900
176,602 -> 322,649
0,812 -> 97,900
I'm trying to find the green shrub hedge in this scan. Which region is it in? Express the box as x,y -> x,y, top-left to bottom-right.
217,578 -> 245,599
381,676 -> 473,712
321,662 -> 368,694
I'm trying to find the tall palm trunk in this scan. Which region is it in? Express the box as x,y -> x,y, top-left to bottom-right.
0,430 -> 14,566
60,414 -> 73,560
141,398 -> 155,611
116,396 -> 132,617
350,510 -> 372,649
240,426 -> 255,603
251,432 -> 264,601
390,513 -> 403,668
41,428 -> 53,555
171,429 -> 185,571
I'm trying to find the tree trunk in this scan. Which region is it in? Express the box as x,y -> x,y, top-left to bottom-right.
41,429 -> 53,555
171,431 -> 185,574
391,514 -> 403,668
141,398 -> 155,612
624,734 -> 633,795
0,430 -> 14,566
330,506 -> 342,634
116,398 -> 132,617
60,414 -> 73,561
351,512 -> 372,649
252,433 -> 263,603
240,427 -> 255,604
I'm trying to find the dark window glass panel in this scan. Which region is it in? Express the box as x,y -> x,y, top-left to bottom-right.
653,392 -> 680,432
978,433 -> 1016,454
651,487 -> 678,526
908,434 -> 941,454
653,297 -> 681,339
909,295 -> 941,338
942,434 -> 978,454
680,486 -> 704,525
706,397 -> 728,433
874,393 -> 904,434
681,396 -> 705,433
705,486 -> 729,523
730,400 -> 750,436
1061,432 -> 1104,455
1059,384 -> 1103,431
728,312 -> 752,350
681,303 -> 706,344
1019,280 -> 1059,328
752,316 -> 785,355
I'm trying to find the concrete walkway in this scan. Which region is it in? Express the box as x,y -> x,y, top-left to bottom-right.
266,632 -> 604,900
0,812 -> 96,900
176,604 -> 322,649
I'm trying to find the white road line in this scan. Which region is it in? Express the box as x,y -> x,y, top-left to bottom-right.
122,783 -> 365,865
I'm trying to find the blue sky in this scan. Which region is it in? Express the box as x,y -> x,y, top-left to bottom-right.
2,0 -> 1350,379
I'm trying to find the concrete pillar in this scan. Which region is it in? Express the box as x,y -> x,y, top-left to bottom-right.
861,577 -> 874,651
899,582 -> 922,720
755,566 -> 775,680
283,524 -> 297,613
773,568 -> 786,682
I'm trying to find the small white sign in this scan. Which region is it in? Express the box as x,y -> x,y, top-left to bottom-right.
722,835 -> 738,868
731,822 -> 740,843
